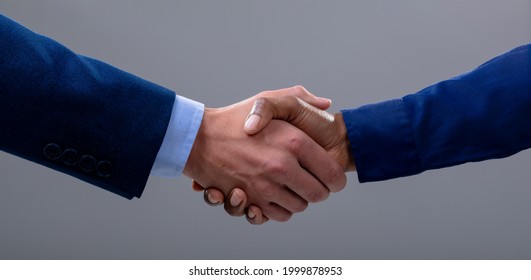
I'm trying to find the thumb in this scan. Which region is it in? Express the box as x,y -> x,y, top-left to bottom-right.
243,96 -> 336,148
256,85 -> 332,110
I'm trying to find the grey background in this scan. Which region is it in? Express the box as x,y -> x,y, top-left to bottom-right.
0,0 -> 530,259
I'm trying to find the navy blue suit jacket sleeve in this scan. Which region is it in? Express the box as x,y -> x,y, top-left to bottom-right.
342,44 -> 531,182
0,15 -> 176,198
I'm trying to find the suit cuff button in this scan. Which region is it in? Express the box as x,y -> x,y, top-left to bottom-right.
61,148 -> 79,166
43,143 -> 62,160
79,155 -> 97,173
97,160 -> 114,178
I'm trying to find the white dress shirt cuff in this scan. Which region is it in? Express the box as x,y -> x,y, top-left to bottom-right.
151,95 -> 204,177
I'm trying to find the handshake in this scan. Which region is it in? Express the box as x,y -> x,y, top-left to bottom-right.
183,86 -> 355,225
1,14 -> 526,225
181,44 -> 531,225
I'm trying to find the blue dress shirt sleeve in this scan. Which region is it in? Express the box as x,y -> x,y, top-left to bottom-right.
151,95 -> 204,177
342,44 -> 531,182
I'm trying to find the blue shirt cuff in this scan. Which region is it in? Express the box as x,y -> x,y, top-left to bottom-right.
151,95 -> 204,177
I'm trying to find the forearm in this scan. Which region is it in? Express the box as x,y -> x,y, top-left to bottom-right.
0,14 -> 176,198
344,44 -> 531,182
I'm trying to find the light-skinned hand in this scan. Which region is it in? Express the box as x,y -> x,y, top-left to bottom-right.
185,86 -> 347,222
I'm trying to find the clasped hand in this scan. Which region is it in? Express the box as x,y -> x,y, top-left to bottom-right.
183,86 -> 355,224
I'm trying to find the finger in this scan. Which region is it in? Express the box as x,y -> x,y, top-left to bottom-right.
203,188 -> 224,206
260,203 -> 293,222
285,162 -> 331,203
274,187 -> 309,213
244,95 -> 334,137
244,98 -> 347,191
224,188 -> 248,216
290,85 -> 332,110
246,205 -> 269,225
261,120 -> 346,193
191,180 -> 205,192
257,85 -> 331,110
292,129 -> 347,193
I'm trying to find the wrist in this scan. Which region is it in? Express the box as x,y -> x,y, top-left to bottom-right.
183,107 -> 216,180
334,112 -> 356,172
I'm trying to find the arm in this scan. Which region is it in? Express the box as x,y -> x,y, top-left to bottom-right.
206,44 -> 531,224
255,45 -> 531,182
1,14 -> 346,222
0,14 -> 176,198
344,44 -> 531,181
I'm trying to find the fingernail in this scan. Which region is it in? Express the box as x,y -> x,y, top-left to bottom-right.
248,209 -> 256,219
320,97 -> 332,105
230,192 -> 242,207
207,192 -> 219,204
244,114 -> 261,132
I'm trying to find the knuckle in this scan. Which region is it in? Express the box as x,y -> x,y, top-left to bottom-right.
264,160 -> 291,179
287,135 -> 304,154
257,90 -> 271,98
292,85 -> 306,96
